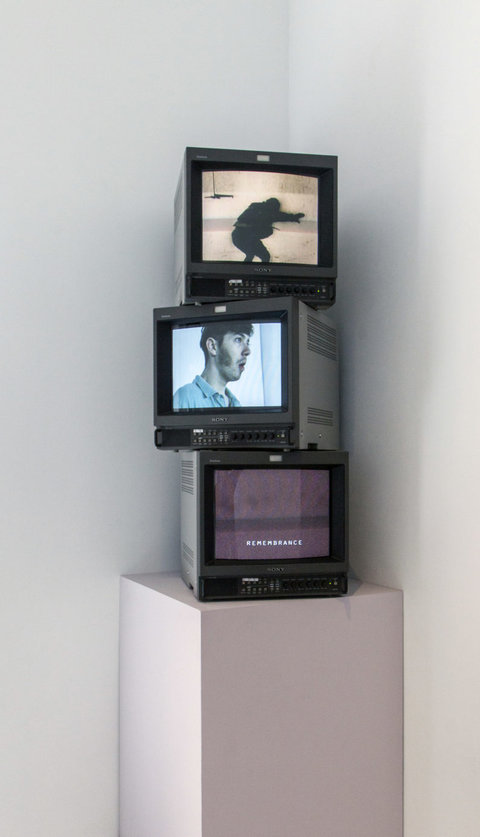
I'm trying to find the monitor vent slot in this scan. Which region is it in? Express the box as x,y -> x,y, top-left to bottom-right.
181,460 -> 194,494
174,174 -> 183,231
308,407 -> 334,426
182,541 -> 194,567
307,314 -> 337,360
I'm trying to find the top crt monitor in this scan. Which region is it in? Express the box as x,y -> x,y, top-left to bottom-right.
174,147 -> 337,308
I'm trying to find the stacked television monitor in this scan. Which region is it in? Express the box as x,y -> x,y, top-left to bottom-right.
154,297 -> 339,452
155,146 -> 348,601
174,146 -> 337,307
180,449 -> 348,602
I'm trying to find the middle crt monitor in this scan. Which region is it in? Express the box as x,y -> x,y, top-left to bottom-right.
154,297 -> 339,450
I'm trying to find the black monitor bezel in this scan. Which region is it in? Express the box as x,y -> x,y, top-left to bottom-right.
154,298 -> 299,430
183,147 -> 337,281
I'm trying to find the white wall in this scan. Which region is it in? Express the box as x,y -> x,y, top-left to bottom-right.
0,3 -> 288,835
289,2 -> 480,836
6,3 -> 478,834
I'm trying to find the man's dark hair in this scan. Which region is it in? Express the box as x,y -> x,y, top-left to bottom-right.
200,320 -> 254,365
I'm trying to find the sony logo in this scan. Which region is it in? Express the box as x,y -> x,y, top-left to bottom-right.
267,567 -> 287,573
211,416 -> 229,423
253,266 -> 272,273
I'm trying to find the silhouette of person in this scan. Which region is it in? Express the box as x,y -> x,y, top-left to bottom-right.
231,197 -> 305,262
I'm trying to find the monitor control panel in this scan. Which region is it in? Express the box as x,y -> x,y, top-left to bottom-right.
225,277 -> 334,303
239,575 -> 347,598
154,426 -> 294,450
191,426 -> 291,447
199,574 -> 348,601
186,275 -> 335,309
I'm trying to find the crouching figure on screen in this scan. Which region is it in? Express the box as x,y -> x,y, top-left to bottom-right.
232,197 -> 305,262
173,321 -> 253,409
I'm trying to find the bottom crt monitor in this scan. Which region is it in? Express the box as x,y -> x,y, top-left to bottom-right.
180,449 -> 348,600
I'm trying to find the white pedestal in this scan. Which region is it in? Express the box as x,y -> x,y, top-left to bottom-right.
119,573 -> 403,837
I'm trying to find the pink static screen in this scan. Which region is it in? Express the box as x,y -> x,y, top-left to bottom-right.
214,468 -> 330,561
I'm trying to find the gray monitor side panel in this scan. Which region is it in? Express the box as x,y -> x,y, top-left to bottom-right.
298,304 -> 339,449
174,160 -> 186,306
180,451 -> 200,596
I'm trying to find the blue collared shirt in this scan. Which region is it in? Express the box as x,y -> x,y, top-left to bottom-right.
173,375 -> 241,409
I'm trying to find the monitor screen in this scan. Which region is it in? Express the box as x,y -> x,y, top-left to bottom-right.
172,317 -> 283,411
201,169 -> 318,265
213,468 -> 330,561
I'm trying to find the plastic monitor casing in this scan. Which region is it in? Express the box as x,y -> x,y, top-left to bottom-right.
180,448 -> 349,601
153,297 -> 339,451
174,146 -> 337,309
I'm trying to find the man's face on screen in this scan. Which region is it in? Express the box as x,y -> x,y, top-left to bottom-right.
216,331 -> 251,383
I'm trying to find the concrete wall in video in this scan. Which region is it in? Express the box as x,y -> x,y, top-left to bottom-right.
202,170 -> 318,264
